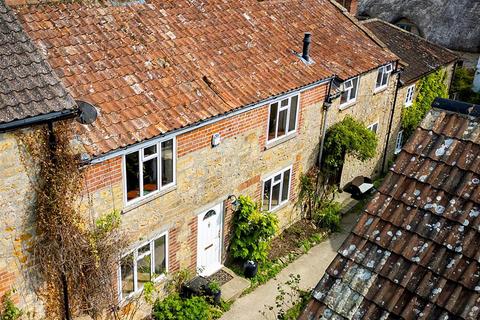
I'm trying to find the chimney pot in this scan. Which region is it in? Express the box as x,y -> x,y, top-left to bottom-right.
302,32 -> 312,62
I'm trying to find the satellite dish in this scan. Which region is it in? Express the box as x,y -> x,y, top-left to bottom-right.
76,100 -> 98,125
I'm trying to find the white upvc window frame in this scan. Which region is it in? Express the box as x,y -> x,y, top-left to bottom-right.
367,122 -> 379,134
123,137 -> 176,205
395,130 -> 404,154
339,76 -> 360,108
374,63 -> 393,91
404,84 -> 415,107
118,232 -> 169,301
262,166 -> 293,212
266,94 -> 300,144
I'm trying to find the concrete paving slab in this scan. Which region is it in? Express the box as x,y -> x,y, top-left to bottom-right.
220,267 -> 251,302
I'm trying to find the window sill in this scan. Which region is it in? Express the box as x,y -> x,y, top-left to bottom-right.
373,86 -> 388,95
339,101 -> 357,111
265,133 -> 298,150
394,148 -> 402,155
123,185 -> 177,213
269,201 -> 289,213
404,103 -> 413,108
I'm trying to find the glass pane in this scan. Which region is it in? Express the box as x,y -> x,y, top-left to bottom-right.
154,236 -> 166,276
382,72 -> 389,87
281,170 -> 290,201
138,243 -> 150,256
340,90 -> 349,105
136,253 -> 151,290
126,152 -> 140,201
274,174 -> 282,182
271,182 -> 280,209
120,254 -> 134,298
277,109 -> 287,137
376,69 -> 383,88
263,180 -> 271,211
281,98 -> 289,108
350,78 -> 358,99
268,103 -> 278,141
144,145 -> 157,157
161,140 -> 174,187
288,96 -> 298,132
143,158 -> 158,196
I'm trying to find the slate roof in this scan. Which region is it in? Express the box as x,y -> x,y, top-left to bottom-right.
362,19 -> 458,85
0,0 -> 76,125
300,107 -> 480,319
14,0 -> 396,157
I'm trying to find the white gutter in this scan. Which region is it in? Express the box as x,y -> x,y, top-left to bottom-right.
89,76 -> 335,164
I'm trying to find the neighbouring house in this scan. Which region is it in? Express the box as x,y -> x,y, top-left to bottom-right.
356,0 -> 480,69
0,0 -> 79,313
362,19 -> 457,158
299,100 -> 480,319
1,0 -> 406,317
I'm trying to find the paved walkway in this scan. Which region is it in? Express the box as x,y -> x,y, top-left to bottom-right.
220,211 -> 359,320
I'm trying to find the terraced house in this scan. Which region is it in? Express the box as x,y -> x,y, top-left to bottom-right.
0,0 -> 410,316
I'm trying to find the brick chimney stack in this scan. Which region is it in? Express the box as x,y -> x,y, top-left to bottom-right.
337,0 -> 358,16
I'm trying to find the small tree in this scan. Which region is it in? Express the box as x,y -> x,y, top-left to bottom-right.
322,116 -> 377,178
402,68 -> 448,137
229,196 -> 278,263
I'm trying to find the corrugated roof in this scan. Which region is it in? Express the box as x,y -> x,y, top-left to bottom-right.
14,0 -> 396,156
362,19 -> 458,85
300,107 -> 480,320
0,0 -> 75,124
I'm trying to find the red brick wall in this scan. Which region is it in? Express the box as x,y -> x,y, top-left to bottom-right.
187,217 -> 198,272
0,269 -> 16,298
168,227 -> 180,273
82,157 -> 122,194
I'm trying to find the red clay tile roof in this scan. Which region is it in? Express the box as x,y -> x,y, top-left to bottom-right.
362,19 -> 458,85
300,108 -> 480,319
14,0 -> 396,157
0,0 -> 75,124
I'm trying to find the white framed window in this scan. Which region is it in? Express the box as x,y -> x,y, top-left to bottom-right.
262,166 -> 292,211
124,138 -> 176,204
119,232 -> 168,301
267,94 -> 299,143
375,64 -> 393,91
395,130 -> 404,154
404,85 -> 415,106
340,77 -> 359,107
367,122 -> 379,134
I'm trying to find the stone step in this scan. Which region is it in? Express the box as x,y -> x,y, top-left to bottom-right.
219,266 -> 250,302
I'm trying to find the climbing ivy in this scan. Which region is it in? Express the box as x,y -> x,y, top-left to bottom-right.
322,116 -> 377,176
401,69 -> 448,137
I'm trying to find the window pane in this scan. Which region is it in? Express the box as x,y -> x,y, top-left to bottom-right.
382,72 -> 389,87
126,152 -> 140,201
268,103 -> 278,141
143,158 -> 158,196
138,243 -> 150,256
340,90 -> 349,105
281,170 -> 290,202
144,145 -> 157,157
154,236 -> 166,276
376,69 -> 383,88
274,174 -> 282,183
120,254 -> 134,298
281,98 -> 289,108
136,253 -> 151,290
161,140 -> 174,187
288,96 -> 298,132
271,182 -> 280,209
263,180 -> 271,211
277,109 -> 287,137
350,78 -> 358,99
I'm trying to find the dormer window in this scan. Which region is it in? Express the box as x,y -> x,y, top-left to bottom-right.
340,76 -> 359,108
375,64 -> 393,91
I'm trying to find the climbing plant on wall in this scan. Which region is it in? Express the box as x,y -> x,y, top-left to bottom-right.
322,116 -> 377,177
401,68 -> 448,138
17,123 -> 126,320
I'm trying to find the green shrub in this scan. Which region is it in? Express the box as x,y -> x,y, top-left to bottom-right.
152,294 -> 222,320
313,201 -> 341,232
0,292 -> 22,320
229,196 -> 278,263
452,67 -> 480,104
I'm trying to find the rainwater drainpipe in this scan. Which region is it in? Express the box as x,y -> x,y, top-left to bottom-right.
318,77 -> 335,168
381,60 -> 401,172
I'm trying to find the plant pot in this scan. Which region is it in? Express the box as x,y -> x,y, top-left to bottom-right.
243,260 -> 258,278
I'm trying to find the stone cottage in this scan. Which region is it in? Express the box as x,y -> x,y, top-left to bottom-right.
0,0 -> 411,316
362,19 -> 457,163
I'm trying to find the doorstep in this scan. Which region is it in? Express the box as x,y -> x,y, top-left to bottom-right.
219,267 -> 250,301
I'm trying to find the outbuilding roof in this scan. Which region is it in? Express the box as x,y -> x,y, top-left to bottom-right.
0,0 -> 75,125
14,0 -> 396,157
300,104 -> 480,319
362,19 -> 458,85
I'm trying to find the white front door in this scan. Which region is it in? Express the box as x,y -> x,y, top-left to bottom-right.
197,203 -> 223,276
